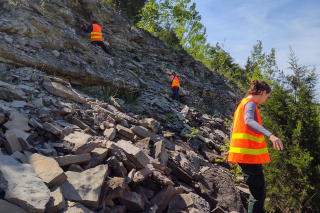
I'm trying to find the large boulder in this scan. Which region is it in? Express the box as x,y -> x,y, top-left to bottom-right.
60,165 -> 108,208
0,155 -> 50,213
191,167 -> 246,212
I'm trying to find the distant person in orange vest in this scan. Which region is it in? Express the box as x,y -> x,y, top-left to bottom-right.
170,72 -> 180,100
81,20 -> 113,56
227,80 -> 283,213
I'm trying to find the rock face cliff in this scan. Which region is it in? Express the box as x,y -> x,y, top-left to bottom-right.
0,0 -> 248,213
0,0 -> 238,117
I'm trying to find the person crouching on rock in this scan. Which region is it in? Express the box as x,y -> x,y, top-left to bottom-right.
81,20 -> 113,56
227,79 -> 283,213
170,72 -> 180,101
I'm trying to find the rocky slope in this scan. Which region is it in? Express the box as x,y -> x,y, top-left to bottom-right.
0,0 -> 249,212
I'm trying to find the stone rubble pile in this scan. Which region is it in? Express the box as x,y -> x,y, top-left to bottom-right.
0,0 -> 238,118
0,69 -> 248,213
0,0 -> 250,212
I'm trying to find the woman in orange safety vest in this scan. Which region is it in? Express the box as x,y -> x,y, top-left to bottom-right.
169,72 -> 180,100
81,20 -> 113,56
227,80 -> 283,213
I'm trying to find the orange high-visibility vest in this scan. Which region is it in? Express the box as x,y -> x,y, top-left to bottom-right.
91,24 -> 103,41
228,98 -> 270,164
171,75 -> 180,89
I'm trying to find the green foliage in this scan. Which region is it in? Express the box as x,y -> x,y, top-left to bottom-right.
249,40 -> 278,83
249,46 -> 320,212
165,113 -> 174,119
102,0 -> 148,23
138,0 -> 210,62
185,127 -> 199,142
208,42 -> 250,88
155,24 -> 183,50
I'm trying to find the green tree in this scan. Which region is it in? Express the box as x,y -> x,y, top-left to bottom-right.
138,0 -> 211,63
103,0 -> 148,23
249,40 -> 278,82
253,46 -> 320,212
209,42 -> 249,87
154,23 -> 183,50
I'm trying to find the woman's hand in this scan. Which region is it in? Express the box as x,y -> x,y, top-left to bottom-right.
269,135 -> 284,151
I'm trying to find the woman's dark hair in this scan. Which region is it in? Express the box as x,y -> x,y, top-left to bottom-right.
247,80 -> 271,95
91,20 -> 99,25
172,72 -> 176,76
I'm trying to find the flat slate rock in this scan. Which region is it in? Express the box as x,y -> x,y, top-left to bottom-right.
0,199 -> 28,213
0,155 -> 50,213
22,153 -> 67,188
60,165 -> 108,208
54,153 -> 91,167
45,187 -> 66,213
63,132 -> 92,153
114,140 -> 149,169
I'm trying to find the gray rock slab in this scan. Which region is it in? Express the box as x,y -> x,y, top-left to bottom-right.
60,165 -> 108,208
43,122 -> 62,135
10,151 -> 27,162
153,141 -> 168,166
106,141 -> 136,171
54,154 -> 91,167
149,185 -> 179,213
104,177 -> 129,205
68,164 -> 84,172
116,124 -> 135,139
22,153 -> 67,188
118,190 -> 145,212
104,128 -> 116,140
191,167 -> 246,212
3,111 -> 30,131
114,140 -> 149,169
43,81 -> 86,103
4,132 -> 23,155
10,100 -> 28,108
63,132 -> 92,153
0,81 -> 27,100
133,164 -> 155,183
45,187 -> 66,213
0,155 -> 50,213
0,199 -> 28,213
81,148 -> 108,170
106,156 -> 127,178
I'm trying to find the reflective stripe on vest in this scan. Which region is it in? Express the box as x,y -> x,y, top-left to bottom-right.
171,75 -> 180,89
228,98 -> 270,164
91,24 -> 103,41
232,133 -> 265,143
229,147 -> 269,155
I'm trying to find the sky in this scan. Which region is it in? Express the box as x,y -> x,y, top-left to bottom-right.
193,0 -> 320,86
